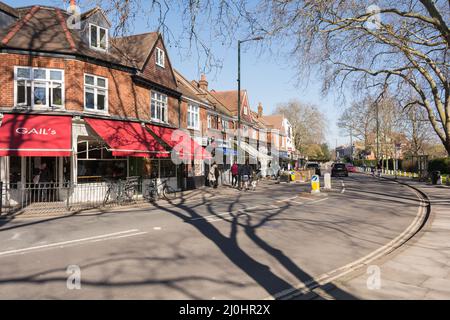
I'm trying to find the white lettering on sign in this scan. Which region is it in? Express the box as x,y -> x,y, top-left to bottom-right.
16,128 -> 57,135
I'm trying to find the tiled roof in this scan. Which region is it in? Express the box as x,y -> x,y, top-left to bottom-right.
261,114 -> 284,131
110,32 -> 159,69
0,1 -> 18,17
173,70 -> 209,104
0,6 -> 157,70
210,89 -> 253,122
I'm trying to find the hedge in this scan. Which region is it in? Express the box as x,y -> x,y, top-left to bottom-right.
428,158 -> 450,174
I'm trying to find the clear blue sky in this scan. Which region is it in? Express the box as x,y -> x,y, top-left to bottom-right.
4,0 -> 351,148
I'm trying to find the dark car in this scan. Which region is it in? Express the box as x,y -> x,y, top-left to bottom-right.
306,163 -> 321,176
331,163 -> 348,177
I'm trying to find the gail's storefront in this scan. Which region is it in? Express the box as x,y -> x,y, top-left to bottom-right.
0,113 -> 209,212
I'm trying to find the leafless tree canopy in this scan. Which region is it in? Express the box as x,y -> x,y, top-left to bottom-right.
84,0 -> 449,154
274,99 -> 328,157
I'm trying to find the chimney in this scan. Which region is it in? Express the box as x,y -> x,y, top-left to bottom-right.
199,74 -> 208,91
257,102 -> 263,118
70,0 -> 76,7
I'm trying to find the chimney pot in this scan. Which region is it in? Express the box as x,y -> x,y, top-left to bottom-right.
257,102 -> 263,118
199,74 -> 208,91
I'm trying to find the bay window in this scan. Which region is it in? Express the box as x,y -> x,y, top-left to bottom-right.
151,92 -> 168,123
84,74 -> 108,112
14,67 -> 64,108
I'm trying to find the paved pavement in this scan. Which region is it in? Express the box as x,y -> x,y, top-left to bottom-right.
321,177 -> 450,300
0,174 -> 424,299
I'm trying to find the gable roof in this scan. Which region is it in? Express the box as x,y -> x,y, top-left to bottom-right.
261,114 -> 285,132
173,69 -> 210,105
0,5 -> 179,92
110,32 -> 159,69
210,89 -> 253,122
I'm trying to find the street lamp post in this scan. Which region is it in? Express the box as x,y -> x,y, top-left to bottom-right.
237,36 -> 263,165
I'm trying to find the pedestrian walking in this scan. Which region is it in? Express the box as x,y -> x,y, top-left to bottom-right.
231,162 -> 239,187
208,162 -> 217,188
214,164 -> 220,188
240,160 -> 252,191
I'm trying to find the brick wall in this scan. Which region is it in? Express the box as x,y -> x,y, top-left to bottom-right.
140,37 -> 177,91
0,53 -> 180,126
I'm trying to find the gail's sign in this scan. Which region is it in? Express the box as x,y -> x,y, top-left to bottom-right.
16,128 -> 57,135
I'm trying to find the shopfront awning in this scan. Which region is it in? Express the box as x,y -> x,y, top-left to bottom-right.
231,140 -> 272,162
0,114 -> 72,156
147,124 -> 211,160
85,118 -> 169,158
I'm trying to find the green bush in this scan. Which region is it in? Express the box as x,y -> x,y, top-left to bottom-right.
428,158 -> 450,174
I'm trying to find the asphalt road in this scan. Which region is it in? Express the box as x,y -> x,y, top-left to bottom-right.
0,174 -> 422,299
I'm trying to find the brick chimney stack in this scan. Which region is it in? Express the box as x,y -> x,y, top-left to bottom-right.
257,102 -> 263,118
199,74 -> 208,91
70,0 -> 76,7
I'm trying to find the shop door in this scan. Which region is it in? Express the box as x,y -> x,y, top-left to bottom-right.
26,157 -> 58,184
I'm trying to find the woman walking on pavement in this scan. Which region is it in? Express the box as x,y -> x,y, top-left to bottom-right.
231,162 -> 239,188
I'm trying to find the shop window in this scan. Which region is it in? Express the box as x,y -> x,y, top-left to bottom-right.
160,159 -> 176,178
77,139 -> 126,183
9,156 -> 21,186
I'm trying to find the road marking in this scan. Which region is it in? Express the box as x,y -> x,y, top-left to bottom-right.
341,180 -> 345,193
276,196 -> 298,203
153,227 -> 162,230
265,181 -> 429,300
305,198 -> 329,205
190,205 -> 262,221
0,229 -> 140,257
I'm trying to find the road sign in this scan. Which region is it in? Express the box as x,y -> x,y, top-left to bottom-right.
311,175 -> 320,193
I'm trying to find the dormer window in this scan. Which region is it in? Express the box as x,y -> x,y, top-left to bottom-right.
156,48 -> 165,68
89,24 -> 108,51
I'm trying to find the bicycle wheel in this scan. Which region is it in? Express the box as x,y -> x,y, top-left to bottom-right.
162,185 -> 177,200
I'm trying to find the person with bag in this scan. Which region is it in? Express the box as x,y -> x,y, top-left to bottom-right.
240,160 -> 252,191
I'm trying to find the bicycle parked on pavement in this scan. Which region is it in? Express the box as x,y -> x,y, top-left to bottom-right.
103,177 -> 139,206
143,178 -> 177,202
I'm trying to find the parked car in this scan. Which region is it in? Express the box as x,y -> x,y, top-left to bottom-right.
306,163 -> 321,176
345,163 -> 357,173
331,163 -> 348,177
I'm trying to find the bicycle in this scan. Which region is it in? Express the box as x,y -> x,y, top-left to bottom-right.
143,179 -> 177,202
103,177 -> 138,205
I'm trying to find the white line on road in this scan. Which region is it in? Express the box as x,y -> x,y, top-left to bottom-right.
0,229 -> 141,257
341,180 -> 346,193
305,198 -> 329,205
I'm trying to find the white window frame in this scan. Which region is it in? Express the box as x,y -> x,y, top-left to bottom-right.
151,91 -> 168,123
156,47 -> 165,68
187,104 -> 200,130
84,74 -> 108,113
89,23 -> 109,51
14,66 -> 65,109
207,114 -> 212,129
243,106 -> 248,115
222,118 -> 229,130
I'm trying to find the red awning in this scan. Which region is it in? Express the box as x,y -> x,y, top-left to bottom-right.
147,124 -> 211,160
0,114 -> 72,156
85,118 -> 169,158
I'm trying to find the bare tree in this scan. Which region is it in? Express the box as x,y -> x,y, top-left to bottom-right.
86,0 -> 449,154
274,99 -> 327,157
337,97 -> 376,151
